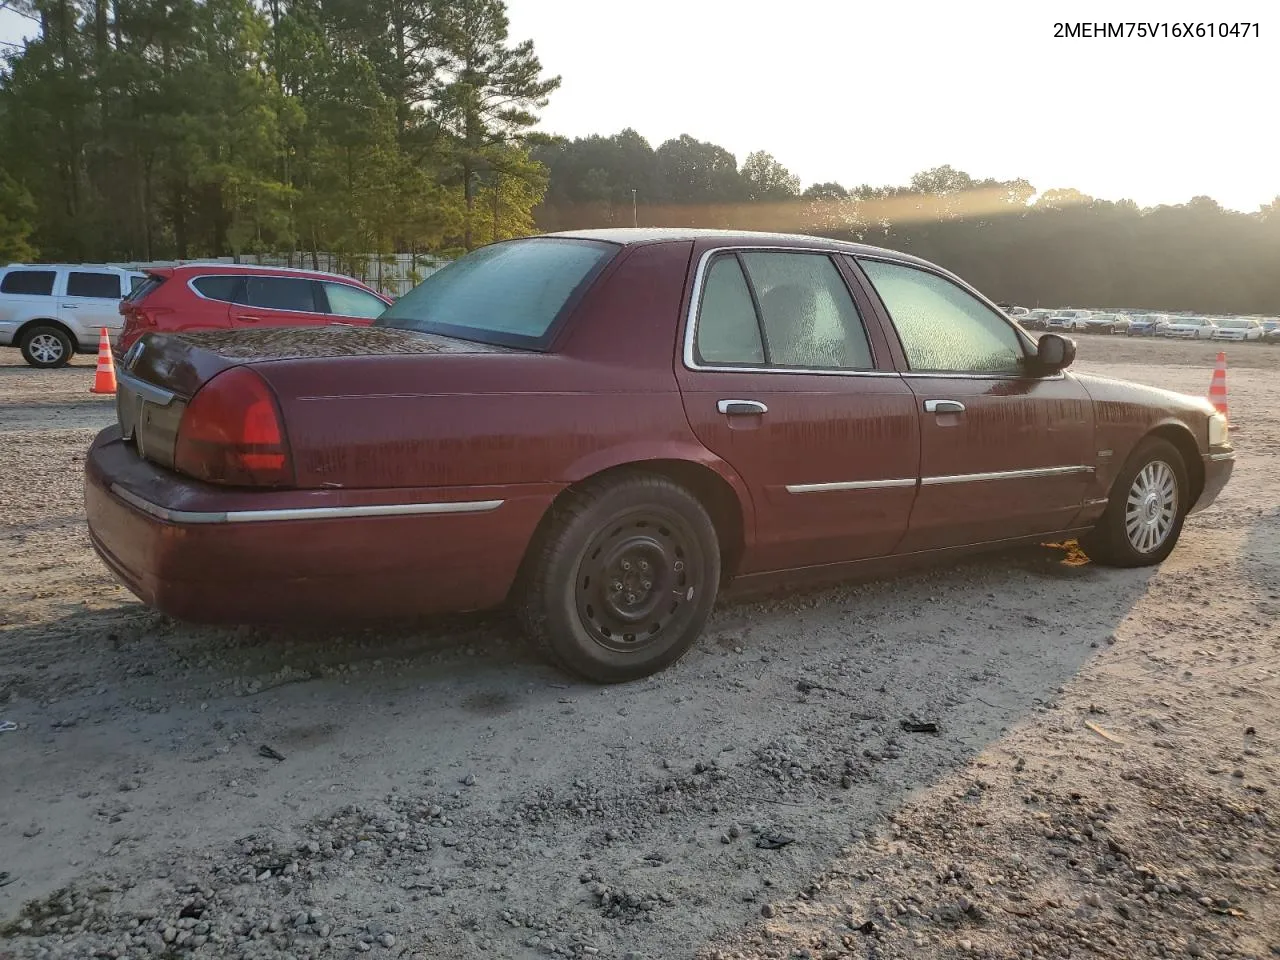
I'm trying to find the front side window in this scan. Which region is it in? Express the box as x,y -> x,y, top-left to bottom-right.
323,282 -> 388,319
859,259 -> 1025,374
377,238 -> 617,348
1,270 -> 56,296
242,277 -> 318,312
693,250 -> 874,370
66,271 -> 123,299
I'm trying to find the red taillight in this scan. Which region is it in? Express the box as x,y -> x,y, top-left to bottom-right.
174,367 -> 294,487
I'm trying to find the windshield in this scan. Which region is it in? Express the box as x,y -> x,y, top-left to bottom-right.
376,238 -> 618,348
1219,319 -> 1251,328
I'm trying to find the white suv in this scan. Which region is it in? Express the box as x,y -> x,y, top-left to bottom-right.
0,263 -> 147,367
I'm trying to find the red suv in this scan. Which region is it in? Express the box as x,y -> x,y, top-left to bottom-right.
118,264 -> 393,353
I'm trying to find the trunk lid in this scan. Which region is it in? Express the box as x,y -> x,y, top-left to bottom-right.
116,324 -> 514,473
125,324 -> 512,398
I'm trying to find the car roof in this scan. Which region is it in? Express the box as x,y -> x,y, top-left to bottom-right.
541,227 -> 940,269
160,263 -> 375,285
5,262 -> 143,273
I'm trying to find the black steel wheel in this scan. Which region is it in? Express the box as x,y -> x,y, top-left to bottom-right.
517,474 -> 720,683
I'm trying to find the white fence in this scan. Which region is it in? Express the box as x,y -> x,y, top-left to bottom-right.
110,252 -> 451,299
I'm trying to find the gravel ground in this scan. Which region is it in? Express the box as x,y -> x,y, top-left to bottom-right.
0,337 -> 1276,960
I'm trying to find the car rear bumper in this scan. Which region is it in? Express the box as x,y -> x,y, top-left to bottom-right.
85,426 -> 558,623
1190,450 -> 1234,515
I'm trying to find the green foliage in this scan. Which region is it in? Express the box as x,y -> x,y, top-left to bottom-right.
3,8 -> 1277,314
741,151 -> 800,203
426,0 -> 559,248
0,0 -> 555,261
0,168 -> 38,260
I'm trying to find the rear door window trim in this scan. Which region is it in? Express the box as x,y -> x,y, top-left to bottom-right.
682,245 -> 890,376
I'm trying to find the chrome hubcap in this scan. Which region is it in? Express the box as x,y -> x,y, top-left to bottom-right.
1125,460 -> 1177,554
29,333 -> 64,364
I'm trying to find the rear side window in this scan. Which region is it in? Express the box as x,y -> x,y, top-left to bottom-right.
695,257 -> 764,365
693,250 -> 874,370
191,275 -> 240,303
322,282 -> 387,319
1,269 -> 56,296
377,238 -> 616,348
242,277 -> 319,312
66,271 -> 123,299
741,252 -> 872,369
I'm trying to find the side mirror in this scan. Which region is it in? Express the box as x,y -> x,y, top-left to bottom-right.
1036,332 -> 1076,373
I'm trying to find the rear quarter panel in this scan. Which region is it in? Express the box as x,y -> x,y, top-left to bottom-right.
257,241 -> 747,498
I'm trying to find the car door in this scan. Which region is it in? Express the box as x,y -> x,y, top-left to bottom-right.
674,246 -> 920,575
59,270 -> 127,345
0,267 -> 58,328
852,256 -> 1095,553
230,276 -> 325,329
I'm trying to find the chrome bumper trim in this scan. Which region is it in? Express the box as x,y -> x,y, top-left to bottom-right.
110,484 -> 503,524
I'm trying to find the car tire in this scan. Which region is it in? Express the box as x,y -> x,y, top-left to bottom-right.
517,473 -> 721,683
1082,437 -> 1189,568
19,324 -> 74,369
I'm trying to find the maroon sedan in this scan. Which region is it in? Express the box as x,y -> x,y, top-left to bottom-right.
85,229 -> 1234,682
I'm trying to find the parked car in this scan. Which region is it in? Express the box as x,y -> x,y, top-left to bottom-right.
0,263 -> 148,367
1210,318 -> 1263,342
1261,319 -> 1280,344
1020,308 -> 1053,331
117,264 -> 394,354
1082,312 -> 1130,335
1127,313 -> 1170,337
1045,309 -> 1092,332
1163,316 -> 1217,340
85,229 -> 1235,683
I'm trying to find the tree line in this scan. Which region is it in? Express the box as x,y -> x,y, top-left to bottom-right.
534,134 -> 1280,315
0,0 -> 557,271
3,4 -> 1278,314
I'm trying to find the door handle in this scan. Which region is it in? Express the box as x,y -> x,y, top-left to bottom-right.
718,399 -> 768,416
237,314 -> 262,323
924,399 -> 966,414
61,303 -> 78,309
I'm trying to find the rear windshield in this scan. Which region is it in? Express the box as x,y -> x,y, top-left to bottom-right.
376,238 -> 618,348
126,274 -> 167,303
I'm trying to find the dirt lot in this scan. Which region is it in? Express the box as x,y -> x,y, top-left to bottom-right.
1,337 -> 1277,960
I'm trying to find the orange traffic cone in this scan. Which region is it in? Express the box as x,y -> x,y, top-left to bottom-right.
1208,351 -> 1228,420
90,327 -> 117,395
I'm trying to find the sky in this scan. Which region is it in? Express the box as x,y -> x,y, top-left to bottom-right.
3,0 -> 1276,212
